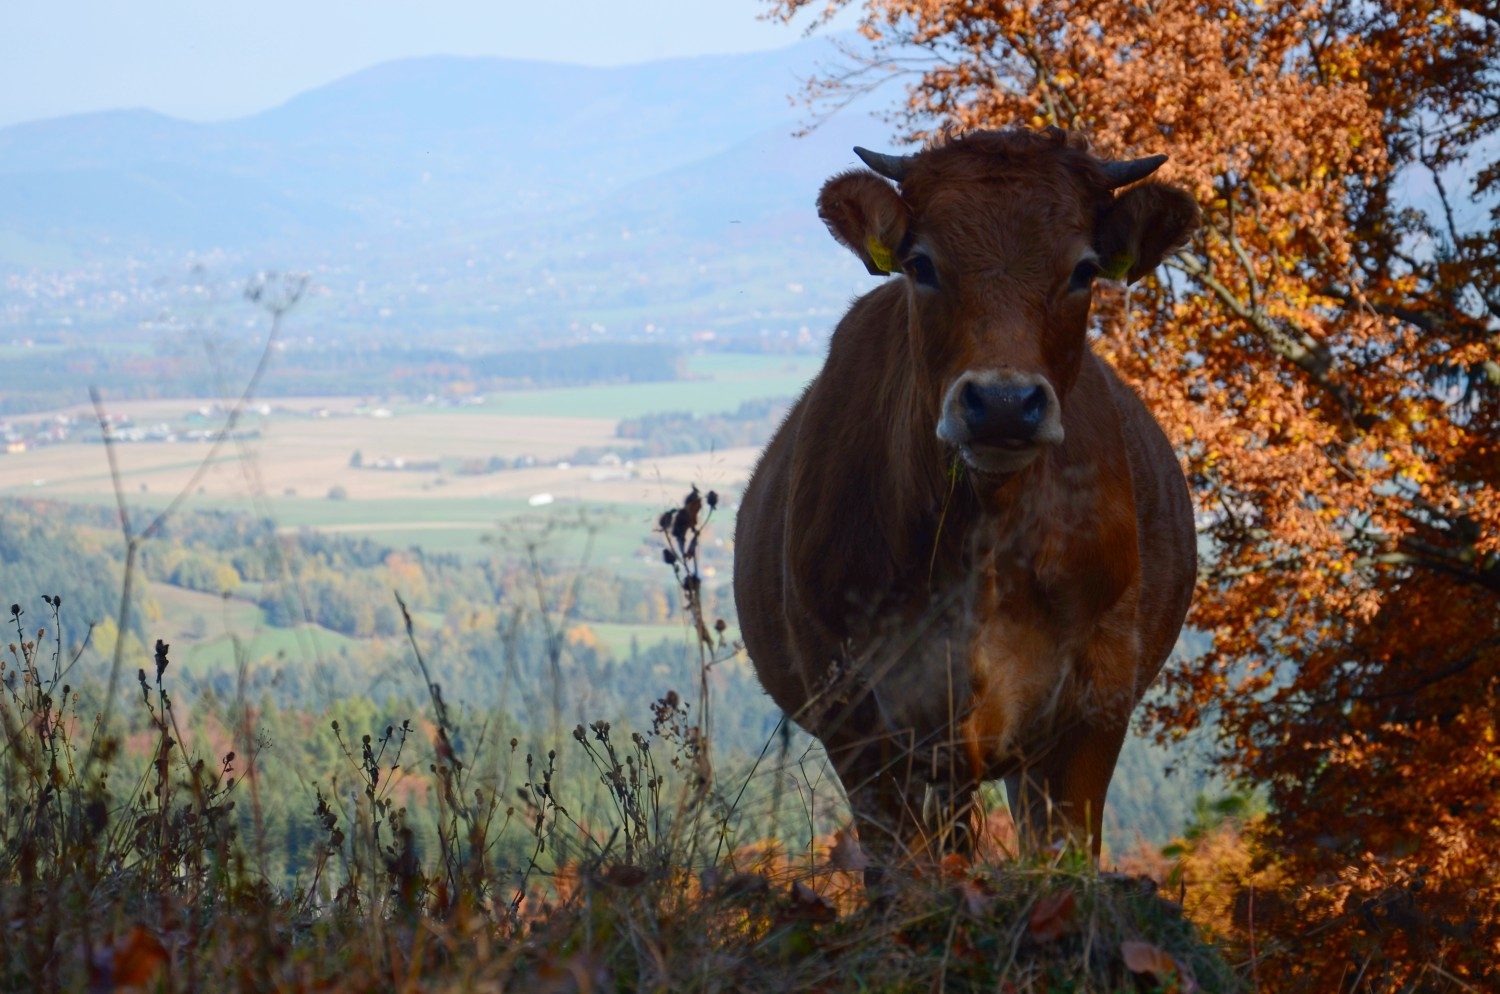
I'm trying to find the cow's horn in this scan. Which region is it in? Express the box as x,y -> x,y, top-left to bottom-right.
1101,154 -> 1168,188
854,146 -> 915,182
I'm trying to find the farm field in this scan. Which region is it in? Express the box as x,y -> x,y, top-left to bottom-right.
580,619 -> 744,657
0,351 -> 794,691
424,351 -> 821,420
146,584 -> 376,674
0,351 -> 807,562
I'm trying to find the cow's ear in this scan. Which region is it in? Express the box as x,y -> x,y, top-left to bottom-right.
1094,182 -> 1201,283
817,170 -> 910,277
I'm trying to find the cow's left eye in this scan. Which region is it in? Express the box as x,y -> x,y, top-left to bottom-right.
1068,258 -> 1102,293
904,252 -> 939,289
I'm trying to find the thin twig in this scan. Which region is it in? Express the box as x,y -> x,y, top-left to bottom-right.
83,272 -> 305,773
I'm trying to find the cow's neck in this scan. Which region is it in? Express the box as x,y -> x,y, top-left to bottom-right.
871,307 -> 1091,622
790,286 -> 1096,637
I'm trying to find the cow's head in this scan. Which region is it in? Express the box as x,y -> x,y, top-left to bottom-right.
817,128 -> 1199,475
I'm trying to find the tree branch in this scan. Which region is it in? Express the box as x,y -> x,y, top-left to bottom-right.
1170,252 -> 1362,421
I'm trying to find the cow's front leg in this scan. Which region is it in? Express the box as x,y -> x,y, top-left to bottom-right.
1004,714 -> 1130,859
921,778 -> 980,856
829,734 -> 930,890
1005,623 -> 1141,858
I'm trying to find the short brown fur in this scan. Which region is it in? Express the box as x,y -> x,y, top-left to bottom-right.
733,128 -> 1200,874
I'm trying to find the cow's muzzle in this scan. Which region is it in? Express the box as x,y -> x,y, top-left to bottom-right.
936,370 -> 1064,473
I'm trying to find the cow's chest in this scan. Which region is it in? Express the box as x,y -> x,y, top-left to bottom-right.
960,612 -> 1087,774
953,535 -> 1115,776
858,564 -> 1092,774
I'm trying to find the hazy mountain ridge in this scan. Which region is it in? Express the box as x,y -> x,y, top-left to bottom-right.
0,40 -> 881,252
0,39 -> 904,349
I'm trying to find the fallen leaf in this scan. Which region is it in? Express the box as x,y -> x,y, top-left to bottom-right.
956,877 -> 995,917
938,851 -> 970,880
530,951 -> 609,994
826,827 -> 869,872
106,925 -> 168,990
1121,939 -> 1195,992
599,863 -> 648,888
786,880 -> 837,922
718,872 -> 770,899
1027,888 -> 1076,943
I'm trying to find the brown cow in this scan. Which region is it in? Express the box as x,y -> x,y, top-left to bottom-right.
733,128 -> 1199,874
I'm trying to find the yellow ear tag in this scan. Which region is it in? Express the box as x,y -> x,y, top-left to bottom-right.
1101,253 -> 1134,281
864,236 -> 897,274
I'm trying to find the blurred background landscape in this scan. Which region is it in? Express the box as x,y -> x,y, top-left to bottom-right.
0,14 -> 1212,860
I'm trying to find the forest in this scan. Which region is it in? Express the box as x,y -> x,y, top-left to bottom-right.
0,341 -> 688,417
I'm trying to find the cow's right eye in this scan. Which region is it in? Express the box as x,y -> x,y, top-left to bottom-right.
904,252 -> 938,289
1069,258 -> 1102,293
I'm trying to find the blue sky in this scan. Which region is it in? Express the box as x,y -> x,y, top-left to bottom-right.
1,0 -> 855,127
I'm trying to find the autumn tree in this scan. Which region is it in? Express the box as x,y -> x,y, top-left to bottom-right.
771,0 -> 1499,988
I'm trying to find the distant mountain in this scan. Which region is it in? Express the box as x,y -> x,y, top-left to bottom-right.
0,41 -> 891,254
0,39 -> 916,352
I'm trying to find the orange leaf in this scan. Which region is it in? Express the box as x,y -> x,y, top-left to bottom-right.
826,827 -> 870,872
1027,888 -> 1076,943
110,925 -> 168,989
956,877 -> 995,917
938,851 -> 970,880
786,880 -> 837,922
718,871 -> 770,899
1121,939 -> 1195,992
599,863 -> 648,888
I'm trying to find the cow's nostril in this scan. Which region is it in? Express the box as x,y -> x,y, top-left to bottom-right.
961,381 -> 988,424
953,378 -> 1051,447
1020,385 -> 1048,428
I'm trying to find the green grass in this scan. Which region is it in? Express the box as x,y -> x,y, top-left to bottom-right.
266,497 -> 659,568
47,492 -> 671,568
141,584 -> 371,672
265,498 -> 664,570
684,352 -> 823,381
581,620 -> 744,658
174,623 -> 371,673
414,351 -> 820,420
581,621 -> 693,656
0,455 -> 242,495
270,496 -> 530,528
60,493 -> 546,530
149,584 -> 265,637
